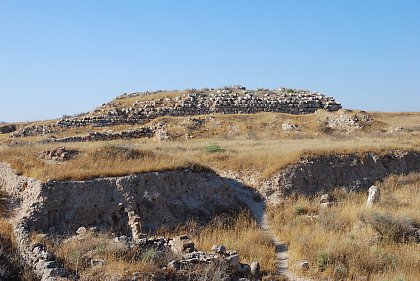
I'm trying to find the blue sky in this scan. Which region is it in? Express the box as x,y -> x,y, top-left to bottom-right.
1,1 -> 419,122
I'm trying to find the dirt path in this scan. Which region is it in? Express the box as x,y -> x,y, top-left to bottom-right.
224,177 -> 311,281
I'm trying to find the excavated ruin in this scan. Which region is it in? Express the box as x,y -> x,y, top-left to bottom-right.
1,150 -> 419,280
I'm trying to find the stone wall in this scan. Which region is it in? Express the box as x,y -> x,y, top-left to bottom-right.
58,88 -> 341,128
50,126 -> 155,143
9,87 -> 341,137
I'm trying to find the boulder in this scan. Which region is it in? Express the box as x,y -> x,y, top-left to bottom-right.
211,244 -> 226,255
320,193 -> 334,208
0,124 -> 16,133
250,261 -> 260,277
296,260 -> 310,270
169,235 -> 195,254
90,259 -> 106,268
366,185 -> 380,207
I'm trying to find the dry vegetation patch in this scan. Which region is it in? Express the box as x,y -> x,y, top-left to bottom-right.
0,111 -> 418,181
268,173 -> 420,281
46,232 -> 169,281
0,132 -> 418,182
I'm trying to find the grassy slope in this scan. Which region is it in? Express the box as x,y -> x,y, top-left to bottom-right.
0,111 -> 419,181
267,173 -> 420,281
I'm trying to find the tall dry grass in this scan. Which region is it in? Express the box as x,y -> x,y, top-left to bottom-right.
0,110 -> 418,181
46,232 -> 168,281
268,173 -> 420,280
0,130 -> 418,182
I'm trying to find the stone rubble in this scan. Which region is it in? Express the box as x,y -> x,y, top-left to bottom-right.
14,223 -> 69,281
49,126 -> 154,143
112,234 -> 260,280
58,87 -> 341,128
10,124 -> 56,137
10,87 -> 341,138
325,109 -> 372,132
39,146 -> 75,162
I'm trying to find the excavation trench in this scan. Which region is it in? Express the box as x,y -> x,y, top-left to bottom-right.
0,150 -> 419,280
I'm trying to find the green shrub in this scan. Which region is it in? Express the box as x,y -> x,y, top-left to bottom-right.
334,262 -> 348,279
206,143 -> 224,153
294,206 -> 308,216
358,212 -> 418,242
317,252 -> 330,272
141,247 -> 159,263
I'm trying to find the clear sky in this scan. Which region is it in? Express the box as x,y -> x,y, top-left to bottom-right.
1,1 -> 419,122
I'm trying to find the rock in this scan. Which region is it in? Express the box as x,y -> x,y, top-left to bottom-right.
169,235 -> 195,254
91,259 -> 106,268
167,260 -> 181,270
366,185 -> 380,207
39,147 -> 75,163
282,121 -> 299,131
226,254 -> 240,268
237,263 -> 251,275
250,261 -> 260,277
320,193 -> 333,208
0,124 -> 16,133
43,267 -> 67,278
211,244 -> 226,255
296,260 -> 310,270
76,226 -> 87,236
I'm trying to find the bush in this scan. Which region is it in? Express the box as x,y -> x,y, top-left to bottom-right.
206,143 -> 224,153
294,206 -> 308,216
358,212 -> 419,243
316,252 -> 330,272
92,144 -> 155,160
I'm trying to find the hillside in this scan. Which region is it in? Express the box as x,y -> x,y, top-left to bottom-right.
0,87 -> 419,281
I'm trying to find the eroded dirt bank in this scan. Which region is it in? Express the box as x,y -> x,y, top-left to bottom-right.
267,150 -> 420,198
1,150 -> 419,280
0,164 -> 245,234
1,151 -> 419,234
222,151 -> 420,202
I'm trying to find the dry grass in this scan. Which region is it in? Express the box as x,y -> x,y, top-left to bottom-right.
46,232 -> 166,281
267,173 -> 420,280
0,111 -> 418,181
0,133 -> 418,182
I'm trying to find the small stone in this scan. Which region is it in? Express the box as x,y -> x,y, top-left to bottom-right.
296,260 -> 310,270
169,235 -> 195,254
211,244 -> 226,255
250,261 -> 260,276
76,226 -> 87,235
366,185 -> 380,207
237,263 -> 251,275
226,254 -> 240,268
91,259 -> 106,268
167,260 -> 181,270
